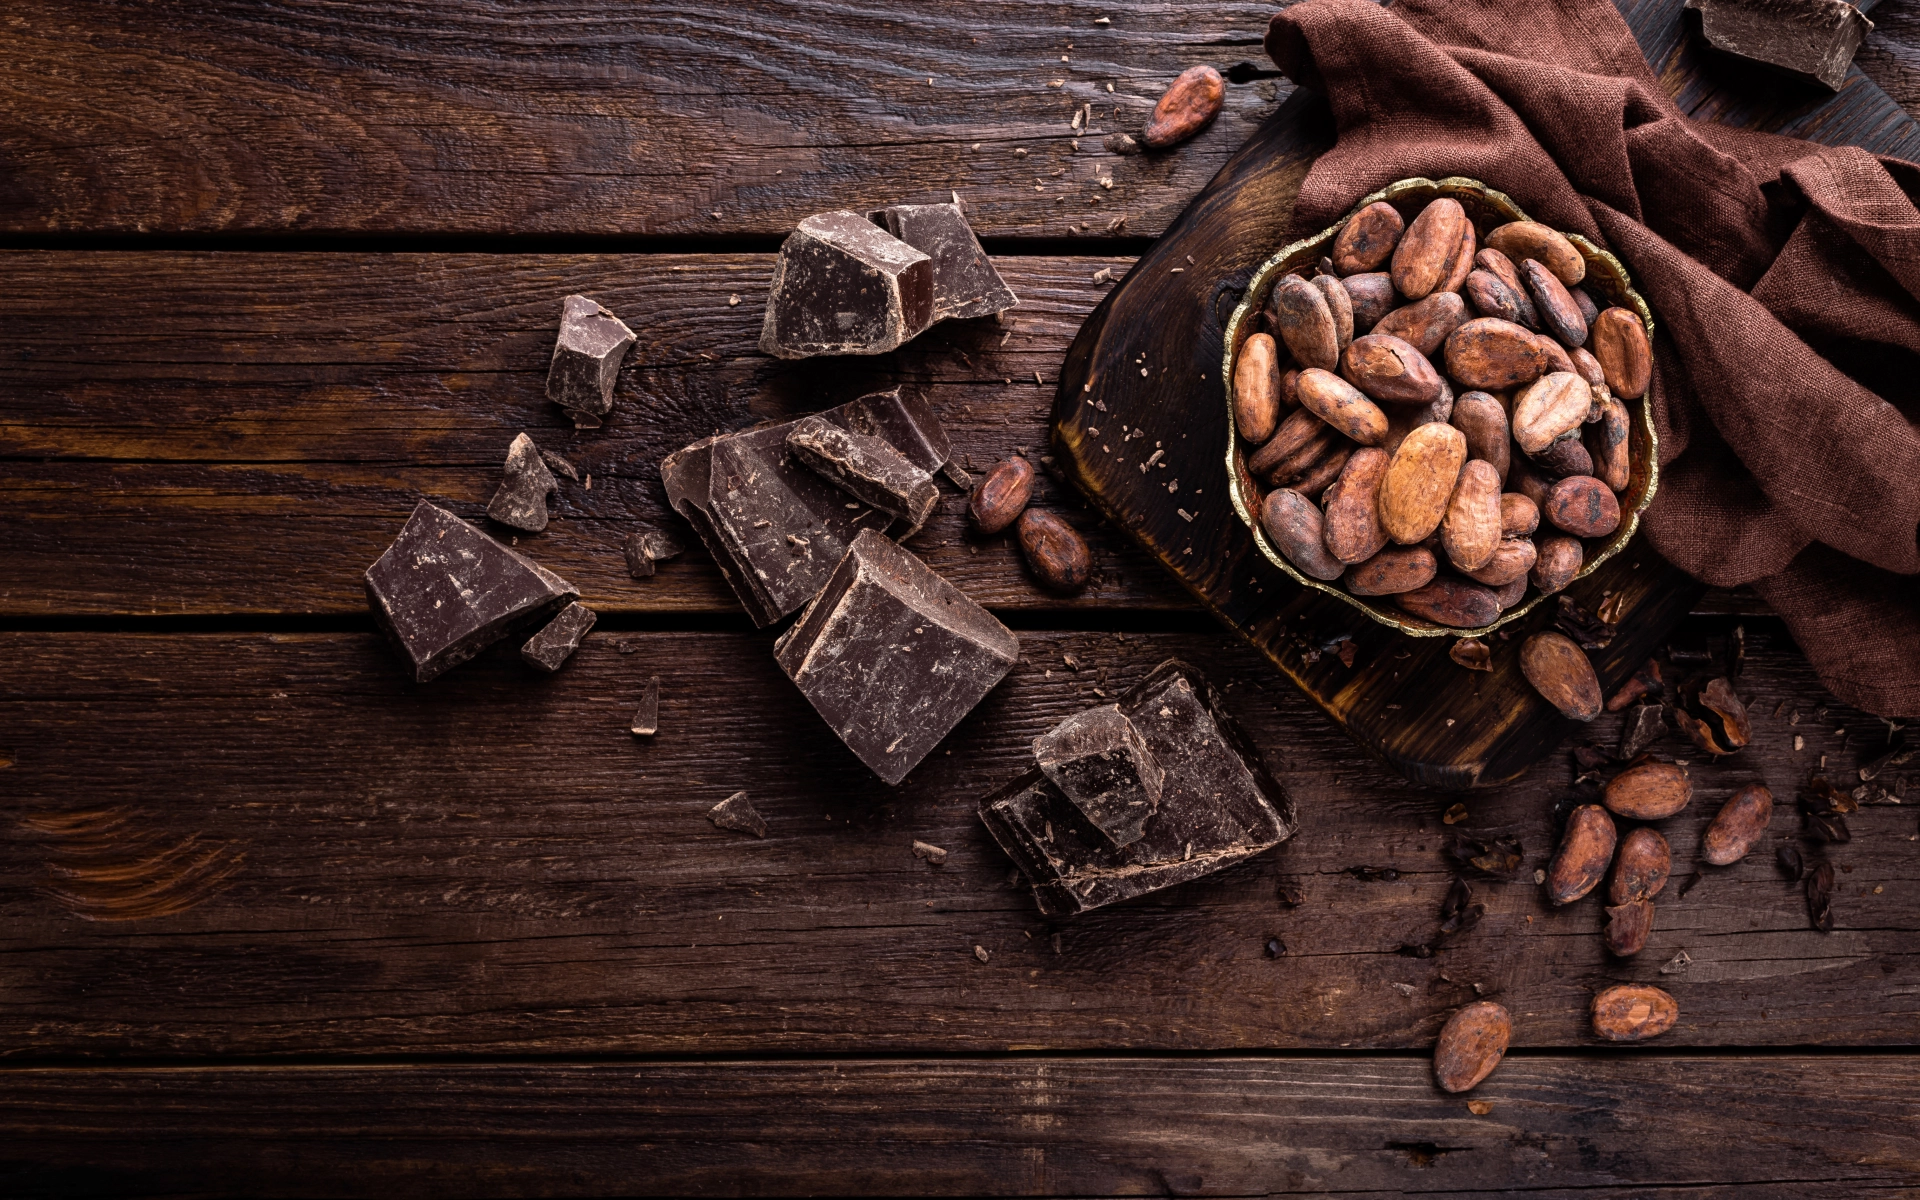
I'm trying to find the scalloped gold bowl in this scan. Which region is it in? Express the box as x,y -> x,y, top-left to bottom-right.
1222,176 -> 1659,638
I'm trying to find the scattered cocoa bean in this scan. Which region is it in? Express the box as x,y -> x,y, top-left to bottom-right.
1529,433 -> 1594,479
970,457 -> 1033,534
1233,333 -> 1283,444
1372,292 -> 1470,357
1545,474 -> 1621,537
1590,306 -> 1652,400
1609,826 -> 1672,903
1450,390 -> 1511,483
1702,783 -> 1773,866
1313,274 -> 1355,351
1473,246 -> 1541,328
1391,198 -> 1470,301
1520,630 -> 1602,719
1273,274 -> 1340,371
1345,545 -> 1439,596
1484,221 -> 1585,286
1603,760 -> 1692,820
1512,372 -> 1591,453
1297,367 -> 1389,446
1462,535 -> 1536,587
1522,258 -> 1589,348
1604,898 -> 1654,956
1433,1000 -> 1511,1093
1500,492 -> 1540,538
1141,64 -> 1225,150
1444,317 -> 1550,391
1378,422 -> 1468,544
1331,201 -> 1406,275
1590,983 -> 1678,1042
1323,447 -> 1391,565
1529,534 -> 1583,594
1342,272 -> 1397,332
1397,577 -> 1502,627
1546,803 -> 1617,904
1441,459 -> 1503,572
1262,488 -> 1346,581
1017,510 -> 1091,593
1342,333 -> 1447,405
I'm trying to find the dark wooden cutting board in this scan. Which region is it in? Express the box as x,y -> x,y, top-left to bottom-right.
1051,0 -> 1920,789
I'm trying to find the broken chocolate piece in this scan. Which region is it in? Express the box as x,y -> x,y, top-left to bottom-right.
488,432 -> 560,533
364,500 -> 577,683
546,294 -> 636,420
521,601 -> 596,672
774,529 -> 1018,785
623,525 -> 686,579
1033,704 -> 1165,849
708,791 -> 768,838
822,387 -> 958,481
911,839 -> 949,864
979,659 -> 1296,917
540,449 -> 580,481
1619,703 -> 1667,760
661,422 -> 894,626
1686,0 -> 1875,91
759,211 -> 934,359
786,415 -> 940,532
631,676 -> 660,736
872,200 -> 1018,321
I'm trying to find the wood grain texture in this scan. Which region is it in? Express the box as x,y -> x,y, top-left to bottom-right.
3,622 -> 1913,1058
6,1056 -> 1920,1197
0,1 -> 1287,239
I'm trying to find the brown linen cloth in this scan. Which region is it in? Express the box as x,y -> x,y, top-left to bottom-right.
1265,0 -> 1920,716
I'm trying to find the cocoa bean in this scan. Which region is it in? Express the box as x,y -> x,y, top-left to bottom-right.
1603,760 -> 1692,820
1443,317 -> 1550,391
1341,272 -> 1397,333
1342,333 -> 1446,405
1262,488 -> 1346,581
970,457 -> 1033,534
1272,274 -> 1340,371
1463,268 -> 1530,327
1371,292 -> 1469,357
1529,433 -> 1594,479
1590,984 -> 1678,1042
1378,422 -> 1467,544
1450,390 -> 1511,483
1586,395 -> 1631,493
1141,64 -> 1225,149
1522,258 -> 1589,348
1512,372 -> 1591,453
1391,198 -> 1470,301
1608,826 -> 1672,903
1532,332 -> 1578,378
1016,510 -> 1091,593
1382,384 -> 1453,456
1313,274 -> 1355,351
1284,444 -> 1351,502
1233,333 -> 1282,444
1437,219 -> 1477,294
1493,574 -> 1529,610
1247,406 -> 1328,480
1509,458 -> 1555,511
1590,307 -> 1652,399
1397,577 -> 1502,627
1545,475 -> 1621,538
1604,898 -> 1654,957
1500,492 -> 1540,538
1345,545 -> 1439,596
1323,447 -> 1391,565
1568,284 -> 1601,328
1520,630 -> 1602,719
1484,220 -> 1585,286
1473,247 -> 1540,329
1569,346 -> 1607,390
1441,460 -> 1503,572
1529,534 -> 1583,594
1278,366 -> 1302,410
1296,368 -> 1389,446
1546,802 -> 1617,904
1332,201 -> 1405,275
1702,783 -> 1773,866
1433,1001 -> 1511,1093
1462,535 -> 1536,586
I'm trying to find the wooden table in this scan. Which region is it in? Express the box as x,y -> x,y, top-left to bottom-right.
3,3 -> 1917,1194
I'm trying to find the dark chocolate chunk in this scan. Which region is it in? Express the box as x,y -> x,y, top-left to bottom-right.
623,525 -> 686,579
520,601 -> 596,672
1033,704 -> 1165,849
786,416 -> 940,533
872,200 -> 1018,321
1618,703 -> 1668,761
488,432 -> 560,533
540,449 -> 580,481
631,676 -> 660,737
773,529 -> 1018,786
708,791 -> 768,838
364,500 -> 577,683
546,294 -> 635,421
978,659 -> 1296,917
911,839 -> 949,864
822,387 -> 957,480
661,422 -> 895,626
1686,0 -> 1875,91
759,211 -> 934,359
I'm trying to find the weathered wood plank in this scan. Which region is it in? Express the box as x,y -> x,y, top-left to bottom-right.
5,1056 -> 1919,1197
0,1 -> 1286,239
2,621 -> 1911,1057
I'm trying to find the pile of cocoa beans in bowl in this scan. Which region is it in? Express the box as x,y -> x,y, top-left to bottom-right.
1234,193 -> 1653,629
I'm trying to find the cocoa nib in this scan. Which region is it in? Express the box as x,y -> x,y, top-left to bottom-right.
1776,845 -> 1805,881
1606,657 -> 1663,712
1618,703 -> 1666,761
1671,675 -> 1749,756
1553,596 -> 1616,650
1347,865 -> 1401,882
1445,830 -> 1525,881
1438,877 -> 1484,937
1806,862 -> 1835,932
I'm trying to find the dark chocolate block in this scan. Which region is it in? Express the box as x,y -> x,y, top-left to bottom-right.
821,387 -> 957,482
623,525 -> 685,579
759,211 -> 934,359
546,294 -> 635,421
1686,0 -> 1874,91
364,500 -> 577,683
631,676 -> 660,736
488,432 -> 559,533
520,600 -> 596,671
709,791 -> 768,838
979,660 -> 1296,916
661,422 -> 895,627
1033,703 -> 1164,849
786,415 -> 939,533
872,200 -> 1018,322
773,529 -> 1018,786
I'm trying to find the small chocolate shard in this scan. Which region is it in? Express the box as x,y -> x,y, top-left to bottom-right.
521,601 -> 596,672
623,525 -> 685,579
488,432 -> 560,533
1619,703 -> 1667,760
661,422 -> 895,626
540,449 -> 581,481
1685,0 -> 1874,91
1033,704 -> 1165,849
546,294 -> 635,420
911,839 -> 949,865
872,200 -> 1018,322
759,211 -> 934,359
943,462 -> 975,489
631,676 -> 660,736
786,415 -> 940,533
364,500 -> 577,683
773,530 -> 1019,786
708,791 -> 768,838
978,660 -> 1296,917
